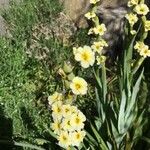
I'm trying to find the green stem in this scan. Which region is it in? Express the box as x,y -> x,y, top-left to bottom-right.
132,57 -> 145,75
125,133 -> 132,150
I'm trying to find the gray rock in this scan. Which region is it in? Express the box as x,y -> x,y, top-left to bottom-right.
0,0 -> 9,36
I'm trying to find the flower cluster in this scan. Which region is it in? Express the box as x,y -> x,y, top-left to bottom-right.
126,1 -> 150,58
73,0 -> 107,68
126,0 -> 150,34
73,40 -> 107,68
134,41 -> 150,58
48,93 -> 86,149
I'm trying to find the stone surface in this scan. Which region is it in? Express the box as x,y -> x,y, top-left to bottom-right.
0,0 -> 10,36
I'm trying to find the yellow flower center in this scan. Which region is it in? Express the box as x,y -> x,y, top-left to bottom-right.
81,52 -> 89,61
96,45 -> 100,49
76,133 -> 81,139
75,117 -> 80,124
62,135 -> 67,141
57,107 -> 61,113
75,83 -> 81,90
140,8 -> 145,13
98,28 -> 102,33
57,123 -> 61,129
65,108 -> 70,113
144,49 -> 148,54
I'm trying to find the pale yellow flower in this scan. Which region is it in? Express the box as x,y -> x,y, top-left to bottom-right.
127,0 -> 139,7
88,28 -> 94,35
96,55 -> 106,65
51,120 -> 62,134
73,47 -> 83,55
93,24 -> 107,35
139,47 -> 150,58
90,0 -> 100,4
134,41 -> 148,52
134,41 -> 150,57
71,131 -> 86,147
62,104 -> 72,117
125,13 -> 138,26
61,118 -> 73,131
70,106 -> 78,114
78,111 -> 86,122
48,92 -> 63,105
58,131 -> 71,148
70,113 -> 86,130
144,20 -> 150,32
70,77 -> 88,95
91,40 -> 108,54
134,4 -> 149,16
74,46 -> 95,68
85,11 -> 96,20
52,101 -> 63,120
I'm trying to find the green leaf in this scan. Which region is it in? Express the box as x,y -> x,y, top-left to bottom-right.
118,90 -> 126,134
93,67 -> 102,89
125,69 -> 144,122
111,121 -> 124,147
90,123 -> 108,150
85,131 -> 98,147
133,111 -> 146,140
95,88 -> 106,122
101,64 -> 107,103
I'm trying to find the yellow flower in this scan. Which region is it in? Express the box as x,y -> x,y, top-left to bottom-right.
88,28 -> 94,35
134,41 -> 148,52
144,20 -> 150,32
61,118 -> 73,131
62,104 -> 72,117
125,13 -> 138,26
73,47 -> 83,55
74,46 -> 95,68
48,92 -> 63,105
91,40 -> 108,54
78,111 -> 86,122
70,113 -> 86,130
134,41 -> 150,57
96,55 -> 106,65
58,131 -> 71,148
90,0 -> 100,4
52,101 -> 63,120
139,47 -> 150,58
70,106 -> 78,114
51,120 -> 62,134
134,4 -> 149,16
85,11 -> 96,20
93,24 -> 107,35
70,77 -> 88,95
71,131 -> 86,147
127,0 -> 139,7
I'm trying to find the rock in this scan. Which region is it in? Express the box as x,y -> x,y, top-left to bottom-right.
0,0 -> 10,36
